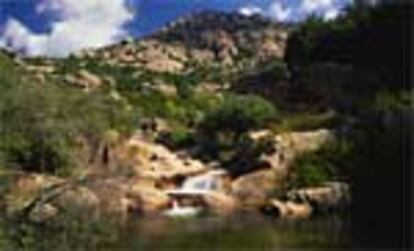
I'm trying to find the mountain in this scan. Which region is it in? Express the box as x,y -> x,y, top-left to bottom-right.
9,10 -> 289,99
74,10 -> 288,73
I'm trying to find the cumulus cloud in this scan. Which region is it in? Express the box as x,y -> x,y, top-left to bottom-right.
266,2 -> 292,22
239,2 -> 292,22
300,0 -> 335,13
300,0 -> 343,20
323,8 -> 340,20
1,0 -> 133,57
238,5 -> 263,17
239,0 -> 341,23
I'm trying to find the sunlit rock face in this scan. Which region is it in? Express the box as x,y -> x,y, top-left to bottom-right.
69,10 -> 288,75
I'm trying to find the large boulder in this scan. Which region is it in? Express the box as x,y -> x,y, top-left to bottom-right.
29,185 -> 101,223
231,169 -> 284,207
3,173 -> 63,215
122,136 -> 210,181
84,178 -> 133,217
127,187 -> 171,214
286,182 -> 351,214
201,192 -> 238,215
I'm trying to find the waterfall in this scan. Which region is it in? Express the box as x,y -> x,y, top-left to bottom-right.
163,170 -> 227,217
181,172 -> 219,192
167,169 -> 226,195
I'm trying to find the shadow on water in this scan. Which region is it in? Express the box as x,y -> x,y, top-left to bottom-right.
0,212 -> 352,251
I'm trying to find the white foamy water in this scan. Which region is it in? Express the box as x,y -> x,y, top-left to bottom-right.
163,170 -> 227,217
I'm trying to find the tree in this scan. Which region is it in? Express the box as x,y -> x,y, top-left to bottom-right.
196,94 -> 277,173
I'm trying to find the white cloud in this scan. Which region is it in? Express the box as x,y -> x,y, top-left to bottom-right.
239,2 -> 291,22
238,5 -> 263,17
266,2 -> 292,22
300,0 -> 335,13
1,0 -> 133,57
324,8 -> 339,20
299,0 -> 343,20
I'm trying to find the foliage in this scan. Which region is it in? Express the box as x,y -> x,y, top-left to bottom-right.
199,94 -> 278,136
156,127 -> 195,150
285,2 -> 410,91
0,217 -> 123,251
127,90 -> 219,128
287,137 -> 354,188
0,72 -> 136,174
0,52 -> 19,92
371,91 -> 412,113
196,94 -> 278,171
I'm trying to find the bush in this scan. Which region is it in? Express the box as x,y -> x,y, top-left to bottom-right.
156,127 -> 195,150
199,94 -> 278,136
286,138 -> 353,188
0,76 -> 136,175
196,94 -> 278,170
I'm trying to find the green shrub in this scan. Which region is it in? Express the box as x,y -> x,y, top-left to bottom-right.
196,94 -> 278,170
286,138 -> 353,188
0,77 -> 136,175
371,91 -> 412,112
156,127 -> 195,150
199,94 -> 278,136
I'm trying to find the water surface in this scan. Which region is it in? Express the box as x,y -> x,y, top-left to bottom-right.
0,213 -> 352,251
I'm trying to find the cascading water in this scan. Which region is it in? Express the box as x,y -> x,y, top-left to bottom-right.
180,171 -> 220,193
163,170 -> 226,217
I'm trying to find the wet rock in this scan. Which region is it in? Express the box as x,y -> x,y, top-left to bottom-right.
262,199 -> 313,219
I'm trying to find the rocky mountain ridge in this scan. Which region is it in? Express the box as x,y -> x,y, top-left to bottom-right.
16,11 -> 287,79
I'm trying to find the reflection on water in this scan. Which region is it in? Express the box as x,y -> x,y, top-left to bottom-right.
0,213 -> 352,251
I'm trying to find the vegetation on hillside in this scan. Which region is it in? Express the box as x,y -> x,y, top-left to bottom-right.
0,54 -> 136,175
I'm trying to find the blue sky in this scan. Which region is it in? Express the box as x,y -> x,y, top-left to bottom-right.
0,0 -> 351,57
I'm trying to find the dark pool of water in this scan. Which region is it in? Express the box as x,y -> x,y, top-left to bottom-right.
0,213 -> 352,251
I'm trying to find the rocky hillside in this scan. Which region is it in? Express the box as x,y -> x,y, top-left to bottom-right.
89,11 -> 287,70
18,11 -> 287,84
